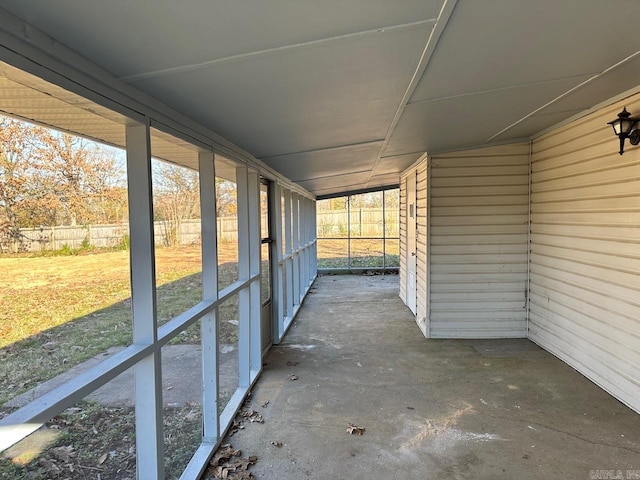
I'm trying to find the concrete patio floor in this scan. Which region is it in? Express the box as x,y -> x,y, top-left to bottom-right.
229,274 -> 640,479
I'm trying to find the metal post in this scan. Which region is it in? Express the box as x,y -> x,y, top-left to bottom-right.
272,184 -> 284,342
283,189 -> 293,322
126,121 -> 164,480
247,170 -> 261,377
236,167 -> 251,388
382,190 -> 386,271
198,150 -> 219,440
292,193 -> 300,305
347,196 -> 351,270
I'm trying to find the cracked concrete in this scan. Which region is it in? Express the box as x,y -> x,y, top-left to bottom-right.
229,274 -> 640,479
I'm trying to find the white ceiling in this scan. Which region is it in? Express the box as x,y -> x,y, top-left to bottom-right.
0,0 -> 639,197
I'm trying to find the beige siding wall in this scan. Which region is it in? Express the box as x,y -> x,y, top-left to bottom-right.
399,175 -> 407,304
430,144 -> 530,338
530,96 -> 640,413
416,162 -> 428,334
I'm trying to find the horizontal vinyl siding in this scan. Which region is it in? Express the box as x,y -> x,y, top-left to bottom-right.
399,175 -> 407,304
530,96 -> 640,414
430,144 -> 529,338
416,162 -> 428,335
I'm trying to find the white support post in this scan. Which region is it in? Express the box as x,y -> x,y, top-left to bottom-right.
307,199 -> 316,285
283,189 -> 293,323
198,150 -> 219,441
272,183 -> 284,343
303,197 -> 310,286
247,170 -> 261,376
312,200 -> 318,278
236,166 -> 251,388
292,193 -> 300,306
126,121 -> 164,480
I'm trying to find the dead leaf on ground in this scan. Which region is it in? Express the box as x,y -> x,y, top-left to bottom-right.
208,443 -> 257,480
239,408 -> 264,423
50,445 -> 75,462
286,361 -> 299,366
289,374 -> 298,381
346,423 -> 365,435
260,401 -> 269,408
228,419 -> 245,436
97,453 -> 108,465
271,441 -> 283,447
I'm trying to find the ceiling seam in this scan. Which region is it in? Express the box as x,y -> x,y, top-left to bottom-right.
295,169 -> 372,182
407,73 -> 600,106
486,49 -> 640,143
381,150 -> 426,159
118,19 -> 436,83
365,0 -> 458,188
259,139 -> 384,161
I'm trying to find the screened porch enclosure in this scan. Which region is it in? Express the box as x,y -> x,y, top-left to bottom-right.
316,188 -> 400,271
0,62 -> 317,478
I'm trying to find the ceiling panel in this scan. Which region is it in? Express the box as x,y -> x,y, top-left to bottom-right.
0,1 -> 442,79
411,0 -> 640,103
373,153 -> 424,175
524,55 -> 640,119
385,75 -> 593,156
129,23 -> 429,159
492,110 -> 586,142
297,171 -> 372,195
367,173 -> 402,189
261,142 -> 382,182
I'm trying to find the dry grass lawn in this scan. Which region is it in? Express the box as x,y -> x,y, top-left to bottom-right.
0,247 -> 204,349
0,245 -> 239,480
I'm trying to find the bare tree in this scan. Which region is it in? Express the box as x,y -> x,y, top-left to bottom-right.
215,177 -> 237,217
152,161 -> 200,246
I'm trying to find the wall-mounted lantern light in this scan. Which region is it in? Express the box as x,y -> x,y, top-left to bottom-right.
607,107 -> 640,155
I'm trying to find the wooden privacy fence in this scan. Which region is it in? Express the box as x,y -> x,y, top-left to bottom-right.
2,209 -> 397,252
316,208 -> 399,238
2,217 -> 239,253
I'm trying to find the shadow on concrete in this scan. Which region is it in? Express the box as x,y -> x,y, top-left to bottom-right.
227,274 -> 640,479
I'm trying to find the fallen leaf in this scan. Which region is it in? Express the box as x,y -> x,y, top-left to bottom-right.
51,445 -> 75,462
271,441 -> 283,447
209,443 -> 256,479
346,423 -> 365,435
289,374 -> 298,381
260,401 -> 269,408
228,419 -> 245,436
97,453 -> 108,465
286,361 -> 299,366
239,408 -> 264,423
